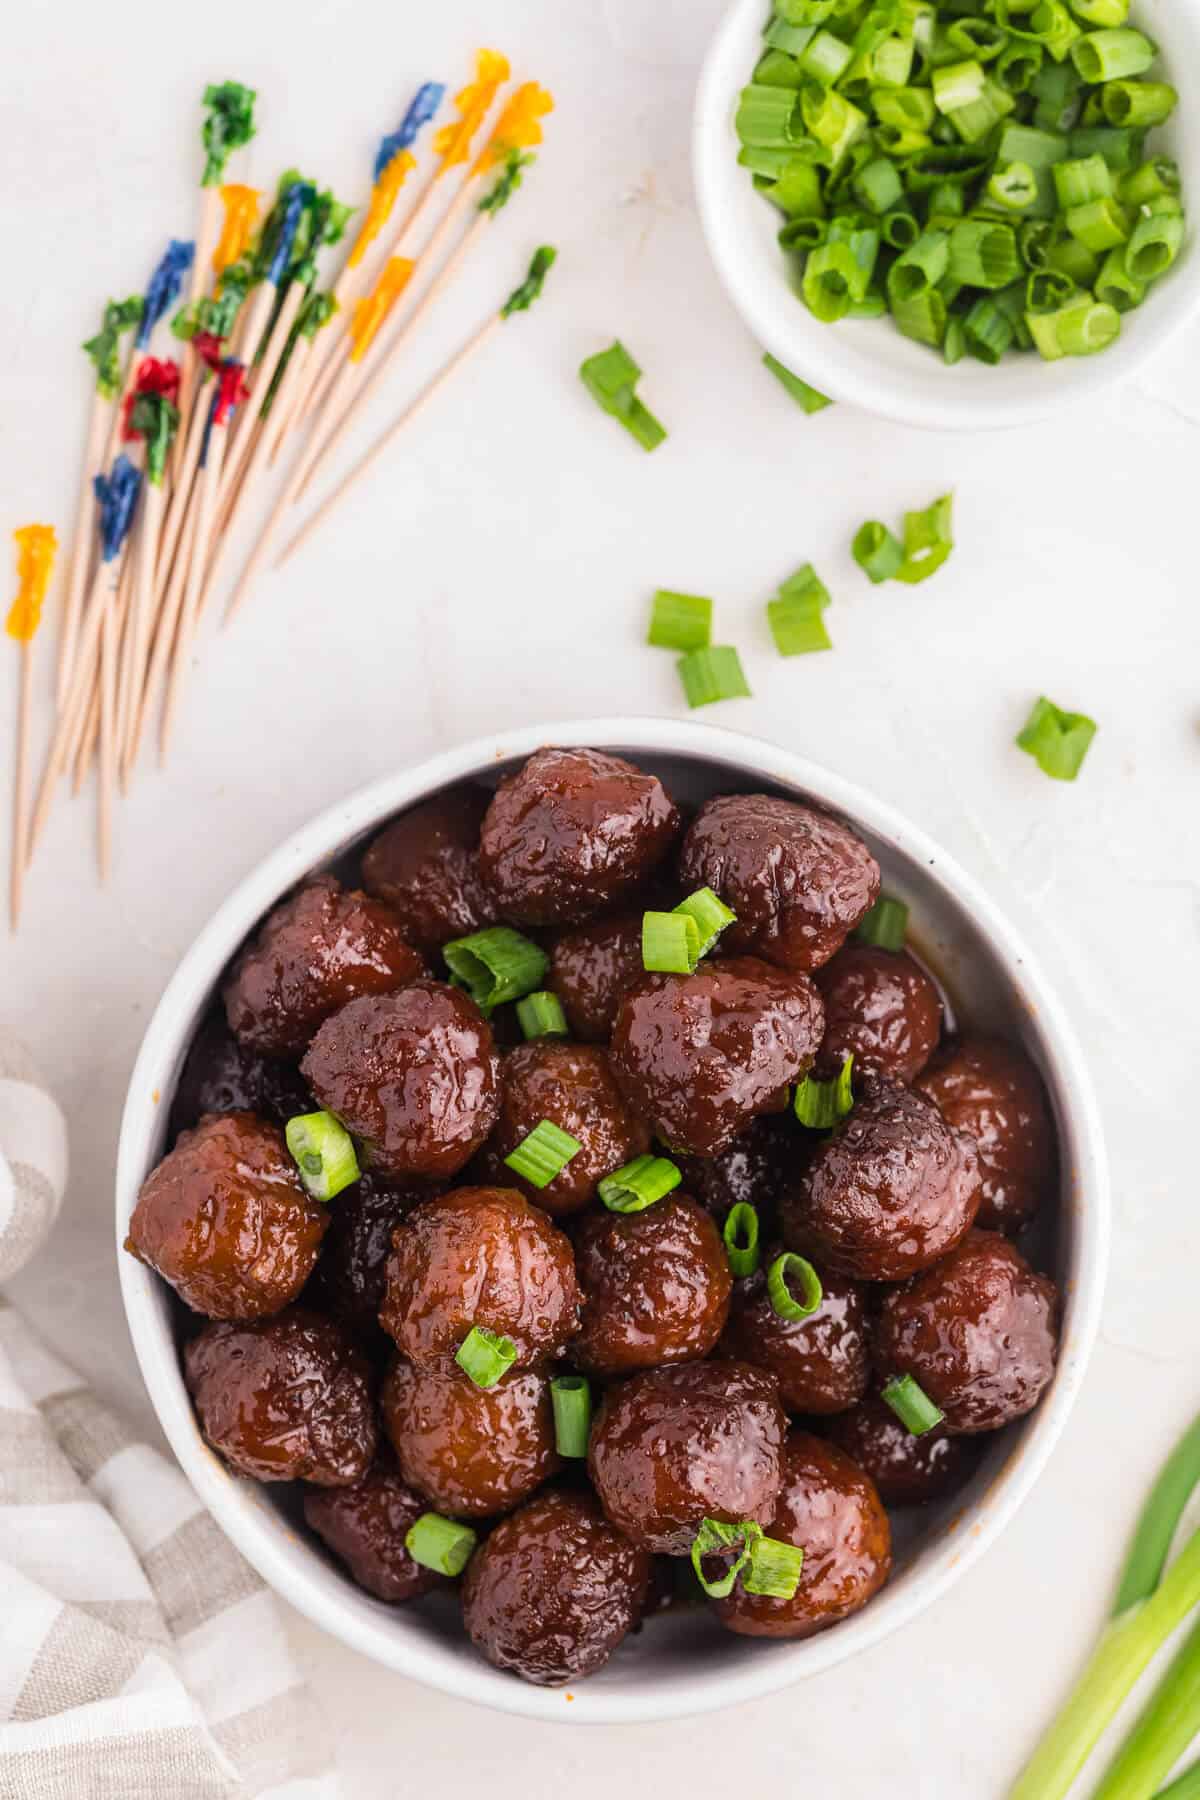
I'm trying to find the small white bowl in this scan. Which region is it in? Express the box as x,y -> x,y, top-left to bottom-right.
117,718 -> 1109,1723
693,0 -> 1200,429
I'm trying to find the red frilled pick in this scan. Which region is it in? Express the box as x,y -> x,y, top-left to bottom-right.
121,356 -> 181,437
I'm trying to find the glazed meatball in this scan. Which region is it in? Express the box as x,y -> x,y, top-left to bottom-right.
223,875 -> 425,1059
675,1115 -> 800,1234
715,1432 -> 891,1639
475,1041 -> 651,1218
126,1112 -> 327,1320
168,1013 -> 311,1140
302,982 -> 500,1181
718,1254 -> 869,1415
185,1308 -> 376,1485
478,747 -> 681,926
303,1452 -> 444,1602
825,1392 -> 978,1507
610,957 -> 824,1157
548,913 -> 644,1042
361,787 -> 499,953
588,1361 -> 786,1554
462,1488 -> 651,1686
381,1355 -> 559,1518
814,945 -> 941,1084
782,1076 -> 981,1281
305,1173 -> 429,1344
380,1187 -> 579,1368
678,795 -> 880,974
572,1196 -> 733,1376
874,1229 -> 1059,1435
917,1037 -> 1056,1234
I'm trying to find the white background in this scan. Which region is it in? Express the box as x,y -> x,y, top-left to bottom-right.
3,0 -> 1200,1792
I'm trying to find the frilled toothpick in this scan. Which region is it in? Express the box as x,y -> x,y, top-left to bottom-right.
7,526 -> 57,929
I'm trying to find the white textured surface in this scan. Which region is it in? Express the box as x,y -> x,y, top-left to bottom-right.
1,0 -> 1199,1792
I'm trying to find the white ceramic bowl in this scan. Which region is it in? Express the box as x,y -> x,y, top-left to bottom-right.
693,0 -> 1200,429
117,717 -> 1109,1723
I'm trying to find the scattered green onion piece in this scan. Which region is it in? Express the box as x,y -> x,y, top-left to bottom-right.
1125,208 -> 1184,282
515,990 -> 568,1040
743,1534 -> 806,1599
579,341 -> 667,453
1094,248 -> 1144,310
443,925 -> 548,1014
881,1373 -> 945,1435
768,562 -> 833,655
642,910 -> 700,974
1069,26 -> 1155,83
723,1202 -> 761,1278
690,1518 -> 762,1599
1053,152 -> 1112,208
794,1053 -> 854,1129
856,893 -> 909,949
1015,694 -> 1098,777
455,1325 -> 518,1389
948,218 -> 1021,287
762,351 -> 832,412
987,160 -> 1039,210
405,1512 -> 478,1577
674,887 -> 738,958
677,645 -> 752,709
550,1376 -> 592,1457
285,1111 -> 360,1202
1103,79 -> 1178,128
648,589 -> 713,652
598,1152 -> 682,1214
852,519 -> 905,582
503,1118 -> 582,1188
897,492 -> 954,583
766,1251 -> 824,1321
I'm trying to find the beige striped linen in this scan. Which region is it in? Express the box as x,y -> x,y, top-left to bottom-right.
0,1032 -> 339,1800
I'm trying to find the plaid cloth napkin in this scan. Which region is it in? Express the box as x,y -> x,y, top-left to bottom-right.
0,1033 -> 338,1800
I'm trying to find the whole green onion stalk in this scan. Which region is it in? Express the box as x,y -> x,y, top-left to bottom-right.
1010,1412 -> 1200,1799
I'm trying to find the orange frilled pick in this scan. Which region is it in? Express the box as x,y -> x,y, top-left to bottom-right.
433,49 -> 510,174
472,82 -> 554,174
349,257 -> 415,362
213,184 -> 261,275
348,151 -> 417,270
6,525 -> 57,643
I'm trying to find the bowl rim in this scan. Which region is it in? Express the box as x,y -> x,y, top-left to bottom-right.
116,715 -> 1110,1724
692,0 -> 1200,431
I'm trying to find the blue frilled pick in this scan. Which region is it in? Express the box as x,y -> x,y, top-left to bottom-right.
93,455 -> 143,562
374,80 -> 445,180
137,239 -> 195,347
266,182 -> 315,286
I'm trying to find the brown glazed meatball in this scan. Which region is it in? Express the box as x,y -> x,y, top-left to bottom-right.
475,1042 -> 651,1218
168,1014 -> 311,1140
718,1254 -> 869,1415
678,795 -> 880,974
305,1174 -> 428,1343
610,957 -> 824,1157
814,945 -> 941,1084
825,1392 -> 978,1507
462,1488 -> 651,1686
361,787 -> 499,953
381,1355 -> 559,1518
126,1112 -> 327,1321
302,982 -> 500,1182
380,1187 -> 579,1368
588,1361 -> 786,1554
303,1451 -> 444,1602
572,1196 -> 733,1376
675,1115 -> 800,1234
184,1308 -> 376,1485
782,1076 -> 981,1281
917,1037 -> 1056,1234
478,747 -> 681,926
715,1432 -> 891,1639
548,914 -> 645,1042
223,875 -> 425,1059
874,1230 -> 1059,1435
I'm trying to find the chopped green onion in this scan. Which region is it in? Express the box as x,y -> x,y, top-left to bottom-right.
856,893 -> 909,949
854,154 -> 904,212
1068,0 -> 1128,23
503,1118 -> 582,1188
874,85 -> 936,132
893,286 -> 947,346
1042,232 -> 1101,285
1125,208 -> 1185,282
648,590 -> 712,652
944,74 -> 1014,142
803,240 -> 858,319
852,520 -> 905,583
1103,79 -> 1178,127
800,80 -> 868,164
455,1325 -> 518,1389
743,1533 -> 806,1599
1118,156 -> 1179,208
881,1373 -> 945,1435
550,1375 -> 592,1457
642,909 -> 700,974
674,887 -> 737,958
768,562 -> 833,655
766,1251 -> 824,1321
755,48 -> 807,90
598,1152 -> 682,1214
779,215 -> 828,248
932,58 -> 986,113
1094,248 -> 1143,311
765,158 -> 826,216
285,1111 -> 360,1202
723,1202 -> 761,1278
896,492 -> 953,584
872,35 -> 915,86
736,83 -> 807,147
1065,195 -> 1130,250
799,28 -> 855,85
987,161 -> 1039,210
794,1053 -> 854,1128
1015,695 -> 1097,778
963,295 -> 1015,362
677,645 -> 752,709
762,352 -> 832,412
579,341 -> 667,453
996,39 -> 1045,94
1069,26 -> 1156,83
948,218 -> 1021,287
882,205 -> 921,248
690,1518 -> 763,1599
515,990 -> 568,1040
1052,152 -> 1112,209
766,16 -> 819,54
887,228 -> 950,302
1068,124 -> 1143,170
942,315 -> 966,363
405,1512 -> 478,1577
443,925 -> 548,1014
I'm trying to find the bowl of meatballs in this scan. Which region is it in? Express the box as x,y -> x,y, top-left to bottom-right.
117,717 -> 1107,1723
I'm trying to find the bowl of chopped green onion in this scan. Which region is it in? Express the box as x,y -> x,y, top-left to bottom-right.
694,0 -> 1200,427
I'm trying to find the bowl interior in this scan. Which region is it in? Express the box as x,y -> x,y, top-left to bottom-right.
694,0 -> 1200,429
117,722 -> 1105,1723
